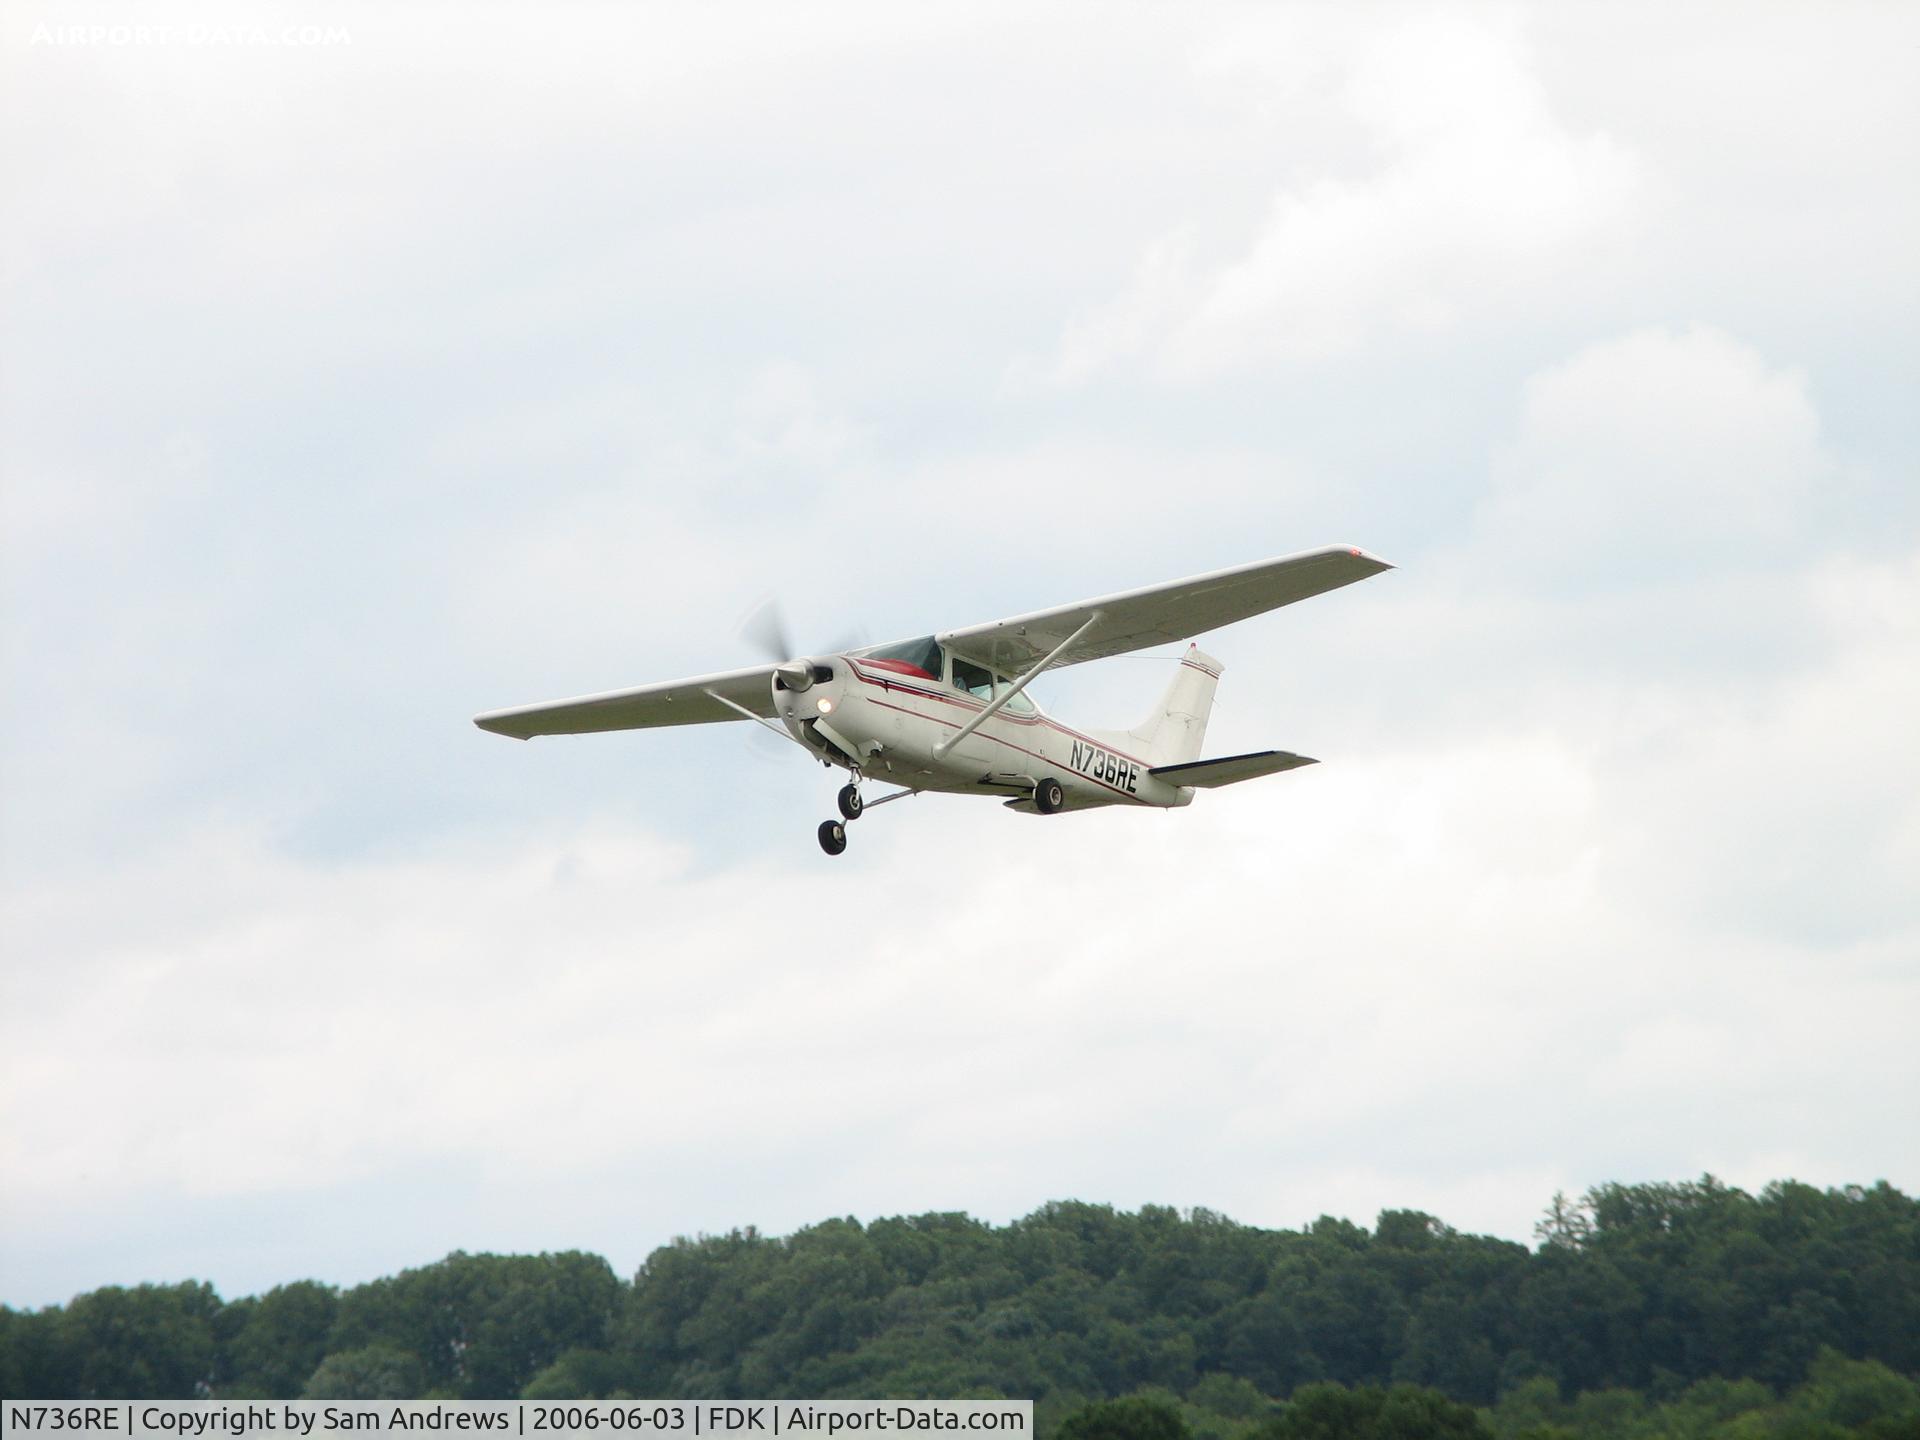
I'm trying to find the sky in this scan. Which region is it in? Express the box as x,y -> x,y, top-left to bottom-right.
2,1 -> 1917,1310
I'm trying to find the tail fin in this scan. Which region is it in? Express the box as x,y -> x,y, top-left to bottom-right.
1126,645 -> 1221,767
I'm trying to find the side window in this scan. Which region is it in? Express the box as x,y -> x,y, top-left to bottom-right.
952,657 -> 995,700
953,660 -> 1037,714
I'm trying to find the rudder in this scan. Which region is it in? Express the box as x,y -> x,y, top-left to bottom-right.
1128,644 -> 1221,767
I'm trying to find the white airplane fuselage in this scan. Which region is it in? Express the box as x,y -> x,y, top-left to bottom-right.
774,653 -> 1195,813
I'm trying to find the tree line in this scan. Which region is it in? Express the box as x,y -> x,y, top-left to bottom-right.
2,1178 -> 1915,1438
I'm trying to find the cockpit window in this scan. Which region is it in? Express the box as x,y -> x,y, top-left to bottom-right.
860,636 -> 944,681
952,657 -> 995,700
951,656 -> 1040,714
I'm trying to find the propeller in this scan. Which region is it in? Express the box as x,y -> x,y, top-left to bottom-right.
737,596 -> 868,766
739,597 -> 868,693
740,597 -> 797,670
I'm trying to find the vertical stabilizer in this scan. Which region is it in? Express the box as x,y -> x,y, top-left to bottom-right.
1126,645 -> 1221,767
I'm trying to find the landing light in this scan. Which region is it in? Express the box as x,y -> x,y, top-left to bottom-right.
816,697 -> 835,714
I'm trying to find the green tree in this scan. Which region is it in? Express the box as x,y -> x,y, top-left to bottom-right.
223,1281 -> 338,1398
302,1345 -> 424,1399
520,1348 -> 633,1399
1789,1348 -> 1920,1433
1055,1395 -> 1193,1440
1186,1373 -> 1268,1421
331,1251 -> 618,1398
1253,1383 -> 1490,1440
1532,1196 -> 1592,1253
61,1283 -> 220,1398
0,1306 -> 80,1400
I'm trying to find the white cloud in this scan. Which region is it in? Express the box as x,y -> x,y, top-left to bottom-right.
1588,547 -> 1920,943
1482,326 -> 1837,582
1034,11 -> 1637,382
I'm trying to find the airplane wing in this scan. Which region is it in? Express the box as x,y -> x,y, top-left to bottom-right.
473,663 -> 778,740
938,544 -> 1392,673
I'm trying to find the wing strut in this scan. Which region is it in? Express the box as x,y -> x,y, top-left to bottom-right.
702,687 -> 817,758
932,611 -> 1101,760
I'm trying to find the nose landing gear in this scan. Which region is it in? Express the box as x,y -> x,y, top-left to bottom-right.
818,774 -> 863,857
816,773 -> 921,856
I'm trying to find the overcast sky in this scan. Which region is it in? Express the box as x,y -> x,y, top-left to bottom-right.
3,1 -> 1917,1311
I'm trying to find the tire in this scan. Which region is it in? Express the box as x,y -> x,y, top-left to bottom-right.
837,784 -> 863,820
817,819 -> 849,856
1034,777 -> 1066,814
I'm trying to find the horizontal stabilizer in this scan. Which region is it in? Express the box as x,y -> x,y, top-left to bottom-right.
1149,749 -> 1317,788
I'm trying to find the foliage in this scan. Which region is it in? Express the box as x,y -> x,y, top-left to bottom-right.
220,1280 -> 338,1397
1055,1395 -> 1193,1440
56,1283 -> 220,1399
521,1349 -> 637,1400
329,1250 -> 622,1398
1481,1350 -> 1920,1439
1246,1382 -> 1491,1440
302,1344 -> 426,1399
2,1179 -> 1916,1440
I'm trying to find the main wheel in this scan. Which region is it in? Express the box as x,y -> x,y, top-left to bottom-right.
1034,776 -> 1066,814
837,783 -> 863,820
817,819 -> 849,856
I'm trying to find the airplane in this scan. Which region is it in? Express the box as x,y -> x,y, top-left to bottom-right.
474,544 -> 1392,856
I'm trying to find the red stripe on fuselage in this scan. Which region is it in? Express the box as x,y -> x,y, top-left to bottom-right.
847,659 -> 1153,802
858,657 -> 937,679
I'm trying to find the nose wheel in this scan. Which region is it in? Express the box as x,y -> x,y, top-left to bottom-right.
820,778 -> 860,857
818,775 -> 919,857
820,778 -> 867,856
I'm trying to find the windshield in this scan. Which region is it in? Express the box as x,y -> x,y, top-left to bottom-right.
859,636 -> 943,680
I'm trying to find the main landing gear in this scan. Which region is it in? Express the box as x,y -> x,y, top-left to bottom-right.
818,820 -> 848,856
1034,776 -> 1066,814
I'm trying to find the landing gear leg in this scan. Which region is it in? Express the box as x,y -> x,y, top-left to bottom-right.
819,767 -> 861,856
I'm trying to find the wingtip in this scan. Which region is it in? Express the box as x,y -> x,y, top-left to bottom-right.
473,713 -> 530,740
1343,544 -> 1395,571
